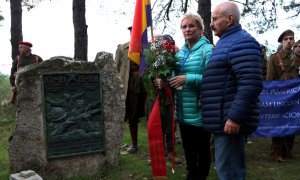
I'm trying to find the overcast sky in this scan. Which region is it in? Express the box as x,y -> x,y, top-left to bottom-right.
0,0 -> 299,75
0,0 -> 137,75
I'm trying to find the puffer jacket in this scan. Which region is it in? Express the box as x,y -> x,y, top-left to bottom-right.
201,24 -> 263,134
174,36 -> 213,127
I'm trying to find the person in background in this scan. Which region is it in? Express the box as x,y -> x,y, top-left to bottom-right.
169,12 -> 213,180
266,29 -> 295,162
9,41 -> 43,104
283,39 -> 300,79
277,44 -> 283,52
245,43 -> 268,145
115,26 -> 145,153
201,1 -> 263,180
261,44 -> 268,80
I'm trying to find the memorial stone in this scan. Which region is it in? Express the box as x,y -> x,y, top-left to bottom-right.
8,52 -> 125,179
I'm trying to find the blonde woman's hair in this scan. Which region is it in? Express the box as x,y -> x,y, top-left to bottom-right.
180,12 -> 204,31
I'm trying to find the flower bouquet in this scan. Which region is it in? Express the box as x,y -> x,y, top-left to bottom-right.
143,35 -> 177,100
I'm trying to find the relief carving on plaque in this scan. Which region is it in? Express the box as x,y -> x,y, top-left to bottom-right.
42,73 -> 104,159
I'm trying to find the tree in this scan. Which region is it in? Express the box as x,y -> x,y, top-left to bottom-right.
10,0 -> 23,60
22,0 -> 42,11
73,0 -> 88,61
9,0 -> 43,60
152,0 -> 213,43
153,0 -> 300,38
232,0 -> 300,34
9,0 -> 88,62
0,73 -> 11,104
197,0 -> 212,43
152,0 -> 189,32
0,10 -> 4,23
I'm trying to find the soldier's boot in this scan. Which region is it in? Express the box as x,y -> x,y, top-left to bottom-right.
285,136 -> 295,158
127,124 -> 138,153
272,149 -> 285,162
271,138 -> 285,162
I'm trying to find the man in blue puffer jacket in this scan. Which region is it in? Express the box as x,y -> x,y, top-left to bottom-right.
201,2 -> 263,180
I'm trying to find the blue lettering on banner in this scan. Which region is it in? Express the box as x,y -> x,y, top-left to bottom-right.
251,78 -> 300,137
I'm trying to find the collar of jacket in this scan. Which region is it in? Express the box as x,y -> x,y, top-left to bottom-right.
182,36 -> 210,53
220,24 -> 242,40
279,48 -> 292,59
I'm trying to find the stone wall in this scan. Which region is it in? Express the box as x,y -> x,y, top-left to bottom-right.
8,52 -> 125,179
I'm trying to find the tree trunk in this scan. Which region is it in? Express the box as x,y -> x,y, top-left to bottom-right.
72,0 -> 88,61
197,0 -> 213,44
10,0 -> 23,60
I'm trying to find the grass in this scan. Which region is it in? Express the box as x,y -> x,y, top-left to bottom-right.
1,103 -> 300,180
0,104 -> 16,180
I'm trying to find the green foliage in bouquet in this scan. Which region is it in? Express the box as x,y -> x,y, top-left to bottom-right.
142,35 -> 178,100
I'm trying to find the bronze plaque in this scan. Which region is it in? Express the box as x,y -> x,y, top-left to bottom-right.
42,73 -> 104,159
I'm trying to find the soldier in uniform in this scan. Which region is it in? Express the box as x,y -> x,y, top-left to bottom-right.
115,27 -> 145,153
272,39 -> 300,160
260,44 -> 268,80
9,41 -> 43,104
283,40 -> 300,79
266,29 -> 295,162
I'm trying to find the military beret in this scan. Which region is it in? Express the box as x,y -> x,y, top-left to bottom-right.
277,29 -> 294,42
18,41 -> 32,48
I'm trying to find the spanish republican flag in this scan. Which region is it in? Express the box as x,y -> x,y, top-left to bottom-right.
128,0 -> 152,74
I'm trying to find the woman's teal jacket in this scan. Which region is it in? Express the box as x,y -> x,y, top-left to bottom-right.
174,36 -> 213,127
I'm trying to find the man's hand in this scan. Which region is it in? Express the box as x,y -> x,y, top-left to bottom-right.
153,78 -> 165,90
224,118 -> 241,134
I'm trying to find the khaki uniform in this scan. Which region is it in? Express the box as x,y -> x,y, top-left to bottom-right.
266,49 -> 293,81
114,41 -> 145,152
283,55 -> 300,79
115,42 -> 131,96
115,42 -> 145,121
266,49 -> 296,160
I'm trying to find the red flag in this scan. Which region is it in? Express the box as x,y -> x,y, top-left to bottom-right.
148,85 -> 175,178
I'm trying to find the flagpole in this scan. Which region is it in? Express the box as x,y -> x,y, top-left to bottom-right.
150,26 -> 154,43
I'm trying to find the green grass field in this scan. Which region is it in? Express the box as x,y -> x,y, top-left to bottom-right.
1,103 -> 300,180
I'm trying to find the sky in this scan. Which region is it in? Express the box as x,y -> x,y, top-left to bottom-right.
0,0 -> 299,75
0,0 -> 138,75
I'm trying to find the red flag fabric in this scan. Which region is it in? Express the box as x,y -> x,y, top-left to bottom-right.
148,85 -> 175,178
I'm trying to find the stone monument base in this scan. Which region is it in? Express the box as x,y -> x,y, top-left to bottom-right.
8,53 -> 125,178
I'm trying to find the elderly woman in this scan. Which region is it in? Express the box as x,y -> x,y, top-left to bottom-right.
169,12 -> 213,180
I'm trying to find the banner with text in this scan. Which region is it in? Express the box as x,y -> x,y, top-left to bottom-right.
251,78 -> 300,137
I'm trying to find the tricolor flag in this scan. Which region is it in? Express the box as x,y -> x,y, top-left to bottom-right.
128,0 -> 152,75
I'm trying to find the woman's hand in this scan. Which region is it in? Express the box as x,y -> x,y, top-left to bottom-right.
169,75 -> 186,89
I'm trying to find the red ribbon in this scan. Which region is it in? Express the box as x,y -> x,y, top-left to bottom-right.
148,85 -> 175,178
